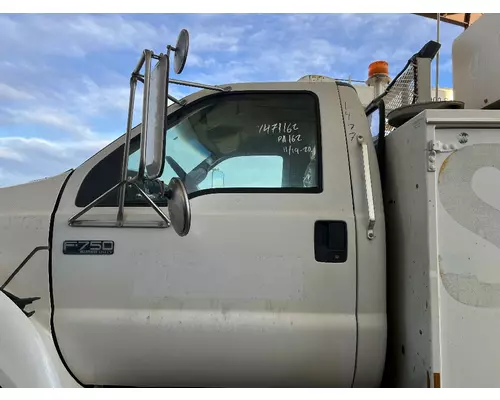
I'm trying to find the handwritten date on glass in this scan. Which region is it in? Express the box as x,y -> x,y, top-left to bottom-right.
257,122 -> 298,135
344,101 -> 356,142
283,145 -> 314,156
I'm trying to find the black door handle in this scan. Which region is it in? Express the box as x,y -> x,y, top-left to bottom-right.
314,221 -> 348,263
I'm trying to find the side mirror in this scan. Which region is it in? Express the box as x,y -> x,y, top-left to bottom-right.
132,29 -> 191,237
141,28 -> 190,180
167,177 -> 191,236
142,53 -> 169,180
173,29 -> 189,74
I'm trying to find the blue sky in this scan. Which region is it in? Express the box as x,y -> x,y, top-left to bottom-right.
0,13 -> 463,187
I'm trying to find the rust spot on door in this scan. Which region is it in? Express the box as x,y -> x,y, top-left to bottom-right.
433,372 -> 441,388
438,152 -> 454,183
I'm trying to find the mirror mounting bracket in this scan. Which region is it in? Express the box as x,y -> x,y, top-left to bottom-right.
68,48 -> 172,229
168,94 -> 186,106
68,178 -> 171,229
169,78 -> 230,93
69,30 -> 192,236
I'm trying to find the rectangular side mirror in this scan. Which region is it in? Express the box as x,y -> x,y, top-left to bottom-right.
141,53 -> 170,180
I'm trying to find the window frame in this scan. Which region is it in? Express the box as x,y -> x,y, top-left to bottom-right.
75,90 -> 323,208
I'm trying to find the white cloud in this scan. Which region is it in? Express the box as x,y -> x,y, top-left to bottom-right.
190,24 -> 252,53
0,83 -> 36,101
180,13 -> 459,84
0,146 -> 25,162
2,107 -> 97,139
75,77 -> 132,115
187,53 -> 217,69
0,14 -> 171,57
0,136 -> 112,187
189,61 -> 256,85
0,136 -> 110,157
339,13 -> 364,26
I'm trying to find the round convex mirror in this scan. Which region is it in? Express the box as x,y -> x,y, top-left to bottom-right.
174,29 -> 189,74
167,177 -> 191,236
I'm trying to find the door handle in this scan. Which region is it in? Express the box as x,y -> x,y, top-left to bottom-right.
357,135 -> 376,240
314,221 -> 347,263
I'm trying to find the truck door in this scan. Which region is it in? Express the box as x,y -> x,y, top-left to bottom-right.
51,83 -> 358,387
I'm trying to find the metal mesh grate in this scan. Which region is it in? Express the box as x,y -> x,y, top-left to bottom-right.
382,60 -> 418,135
366,41 -> 441,139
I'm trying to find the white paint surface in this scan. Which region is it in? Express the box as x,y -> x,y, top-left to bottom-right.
385,109 -> 500,388
50,82 -> 362,387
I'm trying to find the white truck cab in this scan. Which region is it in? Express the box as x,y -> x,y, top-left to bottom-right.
0,31 -> 385,387
4,14 -> 500,388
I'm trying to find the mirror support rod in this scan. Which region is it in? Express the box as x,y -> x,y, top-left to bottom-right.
68,179 -> 171,229
169,78 -> 229,92
168,94 -> 185,105
117,75 -> 139,225
131,182 -> 171,226
69,181 -> 126,225
118,49 -> 152,225
132,51 -> 146,75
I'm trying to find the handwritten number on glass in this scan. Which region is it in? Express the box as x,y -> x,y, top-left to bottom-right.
257,122 -> 299,135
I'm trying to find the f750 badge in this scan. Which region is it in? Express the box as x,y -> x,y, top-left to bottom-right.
63,240 -> 114,255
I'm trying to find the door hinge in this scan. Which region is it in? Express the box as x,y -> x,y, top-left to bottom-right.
427,140 -> 457,172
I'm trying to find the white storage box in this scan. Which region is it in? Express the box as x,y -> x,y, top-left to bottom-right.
384,109 -> 500,387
